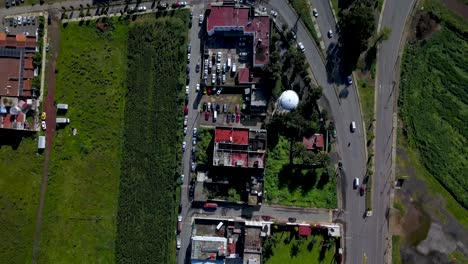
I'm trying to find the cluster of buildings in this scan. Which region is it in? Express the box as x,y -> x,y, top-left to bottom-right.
0,32 -> 40,131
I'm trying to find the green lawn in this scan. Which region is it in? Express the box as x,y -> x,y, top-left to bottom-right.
37,19 -> 129,262
264,232 -> 336,264
392,235 -> 402,264
265,136 -> 336,208
0,136 -> 44,263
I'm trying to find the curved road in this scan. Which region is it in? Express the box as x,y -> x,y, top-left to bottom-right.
268,0 -> 367,262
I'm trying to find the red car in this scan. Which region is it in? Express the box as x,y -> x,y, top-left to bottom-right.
205,111 -> 209,121
359,185 -> 365,196
236,113 -> 240,123
184,105 -> 188,115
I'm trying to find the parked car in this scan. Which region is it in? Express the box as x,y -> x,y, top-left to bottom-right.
312,8 -> 318,17
216,104 -> 220,112
41,121 -> 46,131
236,113 -> 240,123
196,83 -> 200,92
187,43 -> 191,53
191,162 -> 196,172
298,42 -> 305,52
205,111 -> 209,121
183,127 -> 187,135
203,102 -> 207,111
346,75 -> 353,85
182,141 -> 186,152
199,14 -> 204,25
184,105 -> 188,115
360,185 -> 365,196
41,112 -> 46,120
177,237 -> 181,249
180,174 -> 184,182
327,29 -> 333,38
239,52 -> 248,57
223,103 -> 227,113
217,87 -> 223,95
353,178 -> 360,189
207,102 -> 211,112
193,127 -> 197,136
226,112 -> 231,123
288,217 -> 296,223
184,116 -> 188,126
270,10 -> 278,17
196,62 -> 200,72
231,112 -> 236,122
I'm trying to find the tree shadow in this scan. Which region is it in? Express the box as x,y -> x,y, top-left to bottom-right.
364,45 -> 377,72
0,130 -> 25,150
290,242 -> 300,258
316,169 -> 330,190
306,237 -> 315,251
278,164 -> 317,194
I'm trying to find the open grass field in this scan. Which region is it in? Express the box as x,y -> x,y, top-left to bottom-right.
115,12 -> 189,263
399,11 -> 468,212
264,136 -> 336,208
37,19 -> 129,262
0,135 -> 43,263
263,231 -> 336,264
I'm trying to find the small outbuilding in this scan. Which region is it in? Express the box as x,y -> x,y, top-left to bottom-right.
38,136 -> 45,150
298,225 -> 311,237
302,134 -> 324,151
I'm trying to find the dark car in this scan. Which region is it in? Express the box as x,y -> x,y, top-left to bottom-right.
360,185 -> 365,196
210,103 -> 214,112
231,113 -> 235,122
196,62 -> 200,73
203,102 -> 207,111
186,75 -> 190,84
5,0 -> 10,8
215,104 -> 220,112
288,217 -> 296,223
226,112 -> 231,123
262,215 -> 272,221
186,65 -> 190,74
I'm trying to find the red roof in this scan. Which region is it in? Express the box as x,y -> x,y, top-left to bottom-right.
238,68 -> 250,84
302,134 -> 324,150
207,5 -> 270,66
298,225 -> 311,236
215,127 -> 249,145
227,242 -> 236,255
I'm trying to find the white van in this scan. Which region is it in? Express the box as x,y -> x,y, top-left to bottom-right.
216,221 -> 223,230
232,63 -> 237,73
227,58 -> 231,69
213,111 -> 217,122
56,103 -> 68,111
353,178 -> 360,189
350,121 -> 356,132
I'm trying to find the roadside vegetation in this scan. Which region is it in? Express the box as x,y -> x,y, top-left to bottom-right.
289,0 -> 320,46
263,228 -> 337,263
392,235 -> 402,264
399,6 -> 468,210
115,12 -> 189,263
0,135 -> 43,263
37,18 -> 128,263
263,26 -> 336,208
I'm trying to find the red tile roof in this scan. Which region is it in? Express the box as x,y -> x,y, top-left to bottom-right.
298,225 -> 311,236
207,5 -> 270,66
302,134 -> 324,150
237,67 -> 250,84
215,127 -> 249,145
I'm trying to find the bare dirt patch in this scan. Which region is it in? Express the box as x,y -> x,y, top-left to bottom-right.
96,21 -> 110,32
411,11 -> 441,40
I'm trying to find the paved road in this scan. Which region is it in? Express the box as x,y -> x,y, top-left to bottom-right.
269,0 -> 367,262
373,0 -> 416,263
178,2 -> 205,263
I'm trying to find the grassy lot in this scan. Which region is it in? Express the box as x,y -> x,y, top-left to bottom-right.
37,19 -> 129,262
392,235 -> 402,264
264,136 -> 336,208
115,11 -> 189,263
290,0 -> 320,46
399,21 -> 468,210
263,231 -> 336,264
0,135 -> 43,263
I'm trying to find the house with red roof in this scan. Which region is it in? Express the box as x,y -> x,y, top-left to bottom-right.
302,134 -> 324,151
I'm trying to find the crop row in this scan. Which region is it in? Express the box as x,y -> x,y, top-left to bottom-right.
115,15 -> 188,263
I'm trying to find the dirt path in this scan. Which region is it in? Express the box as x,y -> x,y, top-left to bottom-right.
31,12 -> 61,263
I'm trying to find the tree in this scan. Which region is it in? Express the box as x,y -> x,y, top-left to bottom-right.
228,188 -> 240,202
338,0 -> 376,70
292,142 -> 307,159
376,26 -> 392,44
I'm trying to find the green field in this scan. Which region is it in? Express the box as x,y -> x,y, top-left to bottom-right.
0,136 -> 43,263
263,231 -> 336,264
115,12 -> 188,263
399,15 -> 468,211
264,136 -> 336,208
37,19 -> 129,262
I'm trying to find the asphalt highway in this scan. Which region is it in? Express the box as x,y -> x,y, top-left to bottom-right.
373,0 -> 416,263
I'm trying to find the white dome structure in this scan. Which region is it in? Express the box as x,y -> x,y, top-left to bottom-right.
279,90 -> 299,110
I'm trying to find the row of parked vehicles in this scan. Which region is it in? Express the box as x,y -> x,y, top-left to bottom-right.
8,16 -> 36,28
4,0 -> 24,8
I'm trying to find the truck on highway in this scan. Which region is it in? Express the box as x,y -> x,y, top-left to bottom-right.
56,117 -> 70,124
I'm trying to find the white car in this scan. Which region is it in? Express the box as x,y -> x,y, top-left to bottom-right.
180,174 -> 184,182
193,128 -> 197,136
216,87 -> 223,95
177,237 -> 181,249
41,121 -> 46,131
298,42 -> 305,52
222,74 -> 226,84
178,215 -> 182,222
327,30 -> 333,38
185,85 -> 189,95
138,6 -> 147,12
198,14 -> 204,25
192,137 -> 197,145
270,10 -> 278,17
17,16 -> 22,25
184,116 -> 188,126
182,141 -> 186,152
312,8 -> 318,17
196,83 -> 200,92
183,127 -> 187,135
187,53 -> 191,62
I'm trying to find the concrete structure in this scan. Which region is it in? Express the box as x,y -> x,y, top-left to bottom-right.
274,90 -> 299,115
0,33 -> 39,131
206,4 -> 270,67
213,127 -> 266,169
